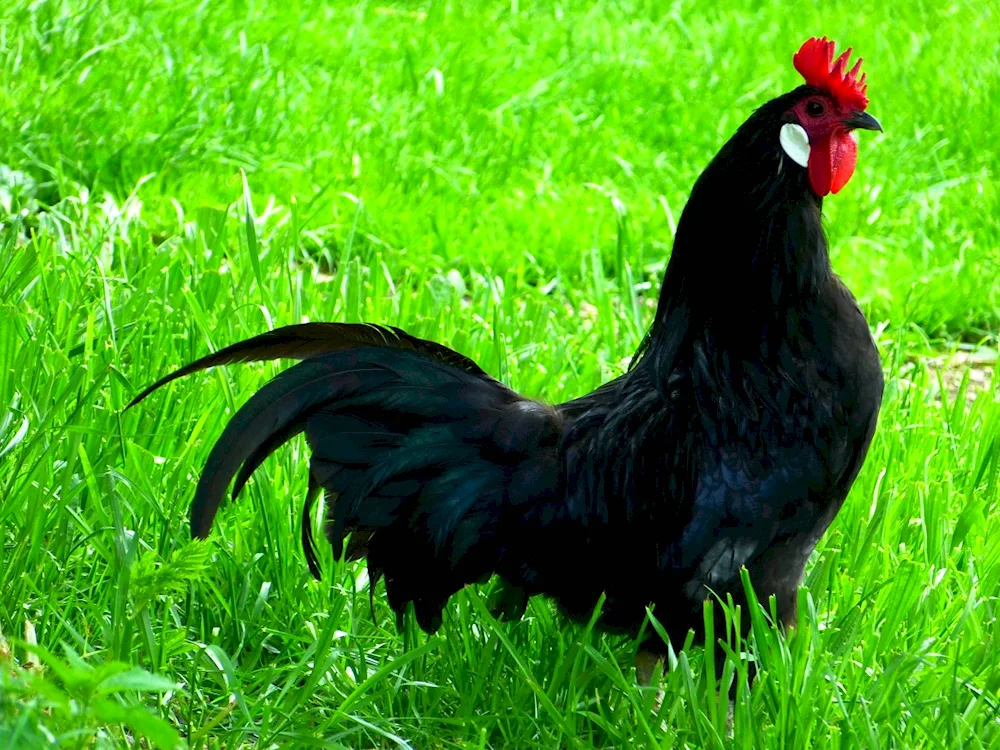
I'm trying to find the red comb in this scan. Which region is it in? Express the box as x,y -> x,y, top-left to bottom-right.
793,37 -> 869,111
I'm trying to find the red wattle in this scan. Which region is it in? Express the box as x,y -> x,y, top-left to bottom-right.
807,131 -> 858,196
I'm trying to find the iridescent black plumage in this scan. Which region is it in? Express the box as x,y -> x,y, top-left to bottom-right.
130,85 -> 883,659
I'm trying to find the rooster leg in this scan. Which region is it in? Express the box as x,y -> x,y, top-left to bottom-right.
634,650 -> 665,713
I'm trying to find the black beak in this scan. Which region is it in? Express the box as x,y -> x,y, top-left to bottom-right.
843,111 -> 883,133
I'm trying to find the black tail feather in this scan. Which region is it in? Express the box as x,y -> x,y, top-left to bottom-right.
130,324 -> 564,631
302,473 -> 322,580
189,361 -> 407,539
230,415 -> 312,503
125,322 -> 487,409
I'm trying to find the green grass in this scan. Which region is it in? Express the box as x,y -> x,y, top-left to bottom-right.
1,0 -> 999,746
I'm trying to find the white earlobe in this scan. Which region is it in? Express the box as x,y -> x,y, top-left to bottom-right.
779,123 -> 810,167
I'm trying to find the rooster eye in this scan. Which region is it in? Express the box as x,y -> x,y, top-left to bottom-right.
806,100 -> 825,117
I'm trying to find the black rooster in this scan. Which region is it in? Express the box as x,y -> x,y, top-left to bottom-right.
130,37 -> 884,688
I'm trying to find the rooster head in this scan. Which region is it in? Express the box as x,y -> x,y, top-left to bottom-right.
778,37 -> 882,196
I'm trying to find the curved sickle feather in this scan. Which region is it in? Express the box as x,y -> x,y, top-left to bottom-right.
186,361 -> 353,539
125,322 -> 488,409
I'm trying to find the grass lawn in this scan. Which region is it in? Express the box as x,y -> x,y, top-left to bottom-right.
2,0 -> 999,746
